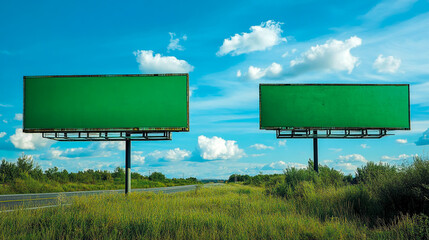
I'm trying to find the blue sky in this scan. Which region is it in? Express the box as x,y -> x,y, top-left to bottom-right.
1,0 -> 429,179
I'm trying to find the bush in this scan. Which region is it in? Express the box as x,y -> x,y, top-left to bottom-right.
149,172 -> 166,182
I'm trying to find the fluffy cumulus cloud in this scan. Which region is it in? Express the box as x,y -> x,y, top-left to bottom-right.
381,153 -> 417,161
240,62 -> 282,80
132,151 -> 146,164
10,128 -> 53,150
360,144 -> 370,149
262,161 -> 306,170
338,154 -> 368,163
134,50 -> 194,73
46,147 -> 94,160
415,128 -> 429,146
14,113 -> 23,121
0,132 -> 6,138
147,148 -> 191,161
99,141 -> 125,151
334,154 -> 368,173
250,144 -> 274,150
167,32 -> 187,52
290,36 -> 362,75
396,139 -> 407,144
198,135 -> 245,160
217,20 -> 286,56
278,140 -> 286,146
373,54 -> 401,73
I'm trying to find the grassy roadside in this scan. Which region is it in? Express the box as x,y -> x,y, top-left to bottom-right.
0,155 -> 198,194
1,184 -> 369,239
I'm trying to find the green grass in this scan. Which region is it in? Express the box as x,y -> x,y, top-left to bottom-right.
0,177 -> 179,195
3,184 -> 427,240
1,184 -> 368,239
1,155 -> 198,194
1,157 -> 428,239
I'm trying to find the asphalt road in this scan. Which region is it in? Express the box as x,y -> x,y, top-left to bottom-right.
0,184 -> 202,211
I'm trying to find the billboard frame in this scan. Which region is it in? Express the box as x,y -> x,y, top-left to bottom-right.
259,83 -> 411,173
259,83 -> 410,131
23,73 -> 190,134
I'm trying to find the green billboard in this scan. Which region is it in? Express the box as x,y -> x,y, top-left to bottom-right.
260,84 -> 410,130
24,74 -> 189,132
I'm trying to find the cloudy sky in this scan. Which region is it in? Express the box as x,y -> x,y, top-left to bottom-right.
1,0 -> 429,179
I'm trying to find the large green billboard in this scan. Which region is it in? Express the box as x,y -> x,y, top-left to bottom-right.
24,74 -> 189,132
260,84 -> 410,130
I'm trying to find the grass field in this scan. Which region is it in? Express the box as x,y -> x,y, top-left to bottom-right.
1,184 -> 427,239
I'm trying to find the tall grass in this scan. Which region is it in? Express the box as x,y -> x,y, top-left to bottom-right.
1,184 -> 368,239
0,155 -> 198,194
261,157 -> 429,234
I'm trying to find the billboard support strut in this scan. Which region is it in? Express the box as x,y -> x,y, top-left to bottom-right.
313,130 -> 318,173
125,132 -> 131,194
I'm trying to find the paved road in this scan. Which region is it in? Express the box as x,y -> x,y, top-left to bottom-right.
0,184 -> 204,211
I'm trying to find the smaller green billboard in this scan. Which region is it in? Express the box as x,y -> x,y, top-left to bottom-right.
260,84 -> 410,130
24,74 -> 189,132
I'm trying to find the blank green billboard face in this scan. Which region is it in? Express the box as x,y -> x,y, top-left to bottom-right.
24,74 -> 189,132
260,84 -> 410,130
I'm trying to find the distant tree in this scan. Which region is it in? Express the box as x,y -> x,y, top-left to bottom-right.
112,167 -> 125,179
149,172 -> 166,182
16,154 -> 35,173
0,159 -> 19,182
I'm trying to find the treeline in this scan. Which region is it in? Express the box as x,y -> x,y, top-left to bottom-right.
229,157 -> 429,231
0,155 -> 198,194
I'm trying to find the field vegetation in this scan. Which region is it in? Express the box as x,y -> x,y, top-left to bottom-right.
0,156 -> 428,239
0,155 -> 198,194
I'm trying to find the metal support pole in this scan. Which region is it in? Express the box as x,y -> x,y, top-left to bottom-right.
313,130 -> 319,173
125,133 -> 131,194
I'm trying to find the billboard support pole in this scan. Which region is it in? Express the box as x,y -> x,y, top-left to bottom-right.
125,132 -> 131,194
313,130 -> 318,173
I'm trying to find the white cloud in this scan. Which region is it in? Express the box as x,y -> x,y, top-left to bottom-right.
338,154 -> 368,163
10,128 -> 53,150
373,54 -> 401,73
167,32 -> 186,51
189,86 -> 197,97
3,120 -> 7,124
0,104 -> 13,107
281,51 -> 289,58
250,143 -> 274,150
290,36 -> 362,75
236,70 -> 242,77
278,140 -> 286,146
132,151 -> 146,164
262,161 -> 306,170
396,139 -> 407,144
134,50 -> 194,73
14,113 -> 23,121
99,142 -> 125,151
46,147 -> 94,160
242,62 -> 282,80
0,132 -> 6,138
360,144 -> 370,149
362,0 -> 418,24
217,20 -> 286,56
336,162 -> 359,171
198,135 -> 245,160
381,153 -> 416,161
147,148 -> 191,161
